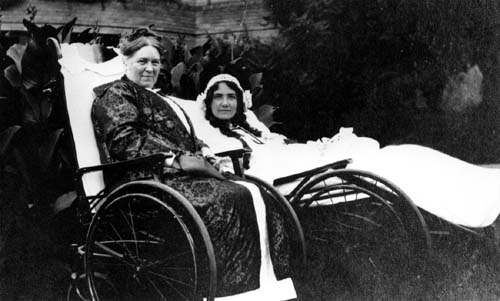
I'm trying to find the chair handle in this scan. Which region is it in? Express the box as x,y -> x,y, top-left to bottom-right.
215,148 -> 252,177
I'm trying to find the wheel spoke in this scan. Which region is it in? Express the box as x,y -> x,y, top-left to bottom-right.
316,180 -> 329,206
148,270 -> 194,287
342,212 -> 383,228
94,241 -> 124,259
138,230 -> 166,243
147,250 -> 193,267
147,271 -> 191,300
143,273 -> 168,300
127,202 -> 140,259
109,221 -> 136,262
86,191 -> 211,301
295,170 -> 429,297
98,239 -> 161,245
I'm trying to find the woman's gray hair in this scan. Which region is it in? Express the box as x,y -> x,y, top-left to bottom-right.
119,27 -> 163,57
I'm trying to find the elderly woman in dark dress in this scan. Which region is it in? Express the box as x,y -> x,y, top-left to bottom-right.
91,29 -> 290,296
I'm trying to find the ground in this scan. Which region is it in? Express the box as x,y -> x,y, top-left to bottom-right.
2,206 -> 500,300
295,227 -> 500,300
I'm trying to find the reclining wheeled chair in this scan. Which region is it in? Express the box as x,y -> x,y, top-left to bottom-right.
48,38 -> 306,301
178,94 -> 435,287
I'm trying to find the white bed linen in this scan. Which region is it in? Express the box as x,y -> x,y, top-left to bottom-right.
350,145 -> 500,228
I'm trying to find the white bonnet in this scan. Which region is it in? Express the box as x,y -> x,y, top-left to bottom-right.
203,73 -> 243,95
197,73 -> 252,111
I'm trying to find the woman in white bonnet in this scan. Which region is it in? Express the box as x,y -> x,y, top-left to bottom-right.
200,73 -> 500,229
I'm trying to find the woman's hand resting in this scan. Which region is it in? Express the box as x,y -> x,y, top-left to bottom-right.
213,156 -> 234,173
198,147 -> 233,173
164,147 -> 234,174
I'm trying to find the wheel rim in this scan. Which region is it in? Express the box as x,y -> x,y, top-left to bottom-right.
292,170 -> 432,294
85,193 -> 199,301
304,184 -> 409,258
299,183 -> 414,293
291,169 -> 431,253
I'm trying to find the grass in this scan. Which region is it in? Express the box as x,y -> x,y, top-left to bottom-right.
294,212 -> 500,301
2,203 -> 500,300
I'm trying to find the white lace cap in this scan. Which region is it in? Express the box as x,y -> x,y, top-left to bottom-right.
203,73 -> 243,95
197,73 -> 252,111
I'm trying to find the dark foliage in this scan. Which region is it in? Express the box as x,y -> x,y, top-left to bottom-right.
0,18 -> 78,299
0,0 -> 19,9
165,30 -> 271,103
0,18 -> 76,206
264,0 -> 500,163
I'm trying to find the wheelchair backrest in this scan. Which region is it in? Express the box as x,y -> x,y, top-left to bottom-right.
59,42 -> 123,196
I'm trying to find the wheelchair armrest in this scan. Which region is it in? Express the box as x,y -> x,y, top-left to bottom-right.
215,148 -> 252,158
272,158 -> 352,186
215,148 -> 252,176
75,153 -> 173,178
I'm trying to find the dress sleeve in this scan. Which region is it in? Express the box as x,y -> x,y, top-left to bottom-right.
92,82 -> 181,161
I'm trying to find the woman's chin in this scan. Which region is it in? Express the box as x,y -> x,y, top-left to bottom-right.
140,82 -> 155,89
138,78 -> 156,88
214,113 -> 235,121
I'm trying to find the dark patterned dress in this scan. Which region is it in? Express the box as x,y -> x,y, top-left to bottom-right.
91,76 -> 290,296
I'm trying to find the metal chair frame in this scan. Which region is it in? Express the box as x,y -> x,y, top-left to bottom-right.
48,38 -> 306,301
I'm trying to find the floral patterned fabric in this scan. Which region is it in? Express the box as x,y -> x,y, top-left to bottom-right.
91,76 -> 290,296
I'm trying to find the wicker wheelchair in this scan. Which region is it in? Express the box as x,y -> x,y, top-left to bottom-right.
49,38 -> 306,301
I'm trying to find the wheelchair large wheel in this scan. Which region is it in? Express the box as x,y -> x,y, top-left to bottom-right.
290,169 -> 431,295
85,181 -> 216,301
244,175 -> 306,270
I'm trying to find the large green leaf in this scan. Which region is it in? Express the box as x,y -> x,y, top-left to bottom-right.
57,17 -> 77,44
18,87 -> 40,124
0,126 -> 21,157
20,42 -> 44,90
249,72 -> 262,91
6,43 -> 26,74
3,64 -> 22,88
40,91 -> 53,122
254,104 -> 282,128
52,191 -> 76,214
11,148 -> 33,202
171,62 -> 186,90
39,128 -> 64,172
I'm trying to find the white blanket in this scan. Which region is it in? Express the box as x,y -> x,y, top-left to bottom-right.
350,145 -> 500,228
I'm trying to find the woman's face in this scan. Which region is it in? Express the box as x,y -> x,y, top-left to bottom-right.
210,82 -> 238,121
124,45 -> 160,89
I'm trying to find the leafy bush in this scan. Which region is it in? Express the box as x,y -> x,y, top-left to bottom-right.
164,30 -> 272,101
264,0 -> 500,162
0,0 -> 19,9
